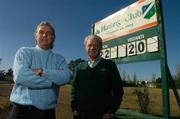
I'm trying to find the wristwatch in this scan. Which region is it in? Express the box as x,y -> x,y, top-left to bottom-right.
38,68 -> 43,77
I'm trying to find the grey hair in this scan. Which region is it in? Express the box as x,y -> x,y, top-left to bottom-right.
84,34 -> 102,48
35,21 -> 55,49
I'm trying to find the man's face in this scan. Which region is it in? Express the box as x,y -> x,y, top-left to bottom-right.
85,39 -> 102,60
35,25 -> 54,50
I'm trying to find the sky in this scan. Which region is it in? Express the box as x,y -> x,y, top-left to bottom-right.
0,0 -> 180,81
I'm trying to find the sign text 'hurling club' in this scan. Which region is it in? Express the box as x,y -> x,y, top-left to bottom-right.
94,0 -> 159,61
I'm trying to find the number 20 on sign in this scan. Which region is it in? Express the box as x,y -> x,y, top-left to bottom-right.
101,36 -> 158,59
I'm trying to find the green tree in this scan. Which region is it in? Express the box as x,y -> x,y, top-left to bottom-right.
175,64 -> 180,88
141,81 -> 146,86
133,86 -> 150,113
68,58 -> 85,85
6,68 -> 13,77
0,70 -> 6,80
155,77 -> 161,88
5,68 -> 14,83
68,58 -> 85,73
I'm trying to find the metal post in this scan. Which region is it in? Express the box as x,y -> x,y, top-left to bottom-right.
167,66 -> 180,107
157,0 -> 170,118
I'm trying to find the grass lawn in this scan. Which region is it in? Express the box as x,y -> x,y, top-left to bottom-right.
0,84 -> 180,119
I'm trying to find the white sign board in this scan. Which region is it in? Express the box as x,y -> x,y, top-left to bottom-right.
94,0 -> 157,42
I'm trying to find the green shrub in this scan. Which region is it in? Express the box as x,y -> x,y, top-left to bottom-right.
133,87 -> 150,113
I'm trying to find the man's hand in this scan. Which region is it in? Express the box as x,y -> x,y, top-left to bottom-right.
32,68 -> 43,76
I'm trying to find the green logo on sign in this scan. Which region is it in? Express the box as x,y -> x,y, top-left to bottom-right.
142,2 -> 156,19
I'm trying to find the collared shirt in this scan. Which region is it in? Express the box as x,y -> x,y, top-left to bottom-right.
10,46 -> 71,110
88,57 -> 101,68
